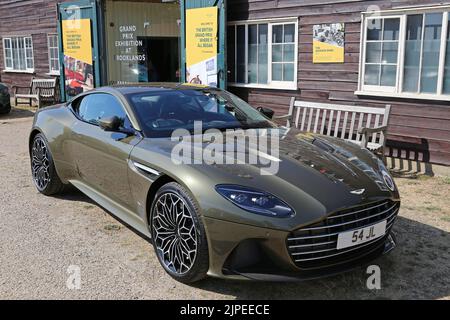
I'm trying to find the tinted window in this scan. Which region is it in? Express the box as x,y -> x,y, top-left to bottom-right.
126,89 -> 276,137
75,93 -> 132,129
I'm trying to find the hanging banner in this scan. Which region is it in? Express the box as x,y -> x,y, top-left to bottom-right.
186,6 -> 218,87
313,23 -> 345,63
62,18 -> 94,97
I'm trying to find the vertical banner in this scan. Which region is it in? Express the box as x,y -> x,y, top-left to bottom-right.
186,7 -> 218,87
62,19 -> 94,97
313,23 -> 345,63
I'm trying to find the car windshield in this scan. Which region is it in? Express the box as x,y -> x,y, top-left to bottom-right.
125,88 -> 277,137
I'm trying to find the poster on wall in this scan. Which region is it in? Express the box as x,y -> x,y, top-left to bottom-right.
313,23 -> 345,63
186,7 -> 218,87
62,19 -> 94,97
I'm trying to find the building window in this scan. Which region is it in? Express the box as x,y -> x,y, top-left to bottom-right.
228,19 -> 298,90
2,36 -> 34,72
358,8 -> 450,100
47,34 -> 60,75
364,17 -> 400,88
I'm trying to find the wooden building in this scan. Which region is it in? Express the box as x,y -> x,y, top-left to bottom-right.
227,0 -> 450,167
0,0 -> 449,168
0,0 -> 72,88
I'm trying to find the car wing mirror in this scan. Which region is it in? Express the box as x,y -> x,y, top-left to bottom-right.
99,116 -> 122,132
257,107 -> 275,119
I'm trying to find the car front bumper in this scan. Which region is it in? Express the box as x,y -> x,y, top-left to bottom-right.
203,216 -> 397,281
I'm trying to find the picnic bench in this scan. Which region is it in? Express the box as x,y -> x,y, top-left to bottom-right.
13,77 -> 59,108
276,98 -> 391,155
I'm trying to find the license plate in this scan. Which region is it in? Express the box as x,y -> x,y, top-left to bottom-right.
337,220 -> 387,250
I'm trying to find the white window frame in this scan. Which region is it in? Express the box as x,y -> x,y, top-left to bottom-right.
47,34 -> 60,75
360,14 -> 403,94
2,36 -> 34,73
357,5 -> 450,101
228,17 -> 298,90
3,38 -> 12,69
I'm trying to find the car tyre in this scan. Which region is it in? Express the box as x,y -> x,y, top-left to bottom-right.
31,133 -> 67,195
150,182 -> 209,283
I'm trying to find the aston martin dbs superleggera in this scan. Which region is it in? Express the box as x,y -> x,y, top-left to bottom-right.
29,84 -> 400,283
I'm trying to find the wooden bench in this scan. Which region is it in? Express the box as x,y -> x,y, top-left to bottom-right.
13,77 -> 59,108
276,98 -> 391,155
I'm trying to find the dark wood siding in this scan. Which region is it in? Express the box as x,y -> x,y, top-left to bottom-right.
1,0 -> 449,166
228,0 -> 450,166
0,0 -> 71,89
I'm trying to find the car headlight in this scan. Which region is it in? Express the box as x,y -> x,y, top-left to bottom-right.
378,160 -> 396,191
215,185 -> 295,218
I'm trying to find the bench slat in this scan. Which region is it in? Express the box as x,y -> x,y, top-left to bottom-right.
15,94 -> 36,98
373,114 -> 380,143
295,106 -> 301,128
327,110 -> 334,136
356,113 -> 364,141
379,105 -> 391,147
341,111 -> 348,139
300,107 -> 307,131
349,112 -> 356,141
320,109 -> 327,135
313,109 -> 320,133
307,108 -> 314,132
334,110 -> 341,138
294,101 -> 385,115
366,113 -> 372,140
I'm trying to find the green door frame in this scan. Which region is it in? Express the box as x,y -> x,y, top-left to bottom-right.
180,0 -> 227,89
57,0 -> 101,102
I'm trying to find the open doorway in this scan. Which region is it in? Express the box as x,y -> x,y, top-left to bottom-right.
105,0 -> 181,84
137,37 -> 180,82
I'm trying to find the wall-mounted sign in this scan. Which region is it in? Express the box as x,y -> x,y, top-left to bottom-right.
113,24 -> 147,82
185,6 -> 218,87
62,19 -> 94,96
114,25 -> 145,62
313,23 -> 345,63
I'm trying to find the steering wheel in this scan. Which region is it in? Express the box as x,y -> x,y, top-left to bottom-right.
148,119 -> 185,129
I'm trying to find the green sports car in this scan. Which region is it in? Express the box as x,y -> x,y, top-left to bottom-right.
29,84 -> 400,283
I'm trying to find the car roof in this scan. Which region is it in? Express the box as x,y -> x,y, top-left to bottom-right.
102,82 -> 216,95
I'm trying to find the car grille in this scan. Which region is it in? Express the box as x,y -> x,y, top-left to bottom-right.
287,200 -> 400,269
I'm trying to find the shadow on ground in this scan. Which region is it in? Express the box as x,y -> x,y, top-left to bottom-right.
0,107 -> 35,121
53,188 -> 450,300
55,187 -> 152,244
54,186 -> 97,205
193,216 -> 450,300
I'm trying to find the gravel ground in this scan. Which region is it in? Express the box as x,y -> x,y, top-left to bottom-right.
0,109 -> 449,300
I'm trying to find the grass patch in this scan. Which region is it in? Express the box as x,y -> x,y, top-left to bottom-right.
425,206 -> 441,212
430,192 -> 441,197
417,175 -> 432,181
104,224 -> 121,231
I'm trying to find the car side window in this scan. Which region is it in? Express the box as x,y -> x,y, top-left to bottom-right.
75,93 -> 132,129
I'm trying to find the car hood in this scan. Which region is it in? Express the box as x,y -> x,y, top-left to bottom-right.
135,127 -> 398,227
